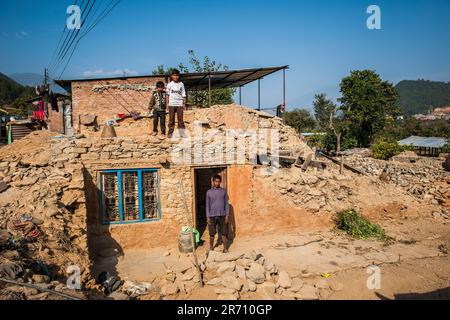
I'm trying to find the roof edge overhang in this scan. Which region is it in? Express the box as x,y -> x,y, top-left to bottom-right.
54,66 -> 289,92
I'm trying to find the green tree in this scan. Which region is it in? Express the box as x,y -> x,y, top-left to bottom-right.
284,109 -> 316,134
152,50 -> 235,107
313,93 -> 336,131
339,70 -> 399,147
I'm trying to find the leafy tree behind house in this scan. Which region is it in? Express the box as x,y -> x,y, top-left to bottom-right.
313,93 -> 337,132
339,70 -> 399,148
284,109 -> 316,134
313,93 -> 336,131
152,50 -> 235,107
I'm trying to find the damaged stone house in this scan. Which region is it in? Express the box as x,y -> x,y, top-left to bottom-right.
49,67 -> 314,258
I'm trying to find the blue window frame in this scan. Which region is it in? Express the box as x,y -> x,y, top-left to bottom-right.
98,169 -> 162,225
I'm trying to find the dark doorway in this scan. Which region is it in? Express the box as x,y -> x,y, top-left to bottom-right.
194,167 -> 227,241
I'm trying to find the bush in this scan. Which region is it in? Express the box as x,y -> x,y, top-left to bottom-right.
341,137 -> 358,151
371,138 -> 407,160
336,209 -> 388,240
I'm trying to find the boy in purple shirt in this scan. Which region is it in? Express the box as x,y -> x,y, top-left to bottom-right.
206,175 -> 229,253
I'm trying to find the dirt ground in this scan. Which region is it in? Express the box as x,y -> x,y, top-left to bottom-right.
92,206 -> 450,300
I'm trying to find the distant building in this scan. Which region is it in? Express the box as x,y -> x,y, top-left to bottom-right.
414,106 -> 450,121
398,136 -> 448,157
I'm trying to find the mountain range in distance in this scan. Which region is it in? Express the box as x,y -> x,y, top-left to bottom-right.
8,73 -> 65,93
3,73 -> 450,116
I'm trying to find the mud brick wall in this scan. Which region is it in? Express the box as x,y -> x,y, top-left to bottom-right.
71,76 -> 166,132
48,108 -> 64,134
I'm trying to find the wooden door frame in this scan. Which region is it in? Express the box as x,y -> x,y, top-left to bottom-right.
191,166 -> 228,231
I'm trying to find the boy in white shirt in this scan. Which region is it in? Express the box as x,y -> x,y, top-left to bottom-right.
166,69 -> 186,138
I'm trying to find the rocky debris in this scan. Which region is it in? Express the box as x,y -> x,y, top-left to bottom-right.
191,104 -> 312,158
108,292 -> 130,301
32,274 -> 51,284
290,278 -> 304,292
221,275 -> 243,291
344,154 -> 449,205
121,281 -> 152,298
0,132 -> 93,300
200,249 -> 310,300
276,271 -> 292,289
160,283 -> 180,297
247,280 -> 257,292
215,287 -> 237,295
256,150 -> 449,216
257,282 -> 277,300
217,261 -> 236,274
246,263 -> 266,284
297,284 -> 318,300
217,292 -> 240,300
206,278 -> 222,286
207,251 -> 244,263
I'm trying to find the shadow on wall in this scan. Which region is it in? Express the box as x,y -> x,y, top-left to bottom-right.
228,204 -> 236,245
83,167 -> 124,282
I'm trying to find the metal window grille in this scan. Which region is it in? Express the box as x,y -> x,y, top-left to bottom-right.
142,171 -> 159,220
99,169 -> 161,224
122,172 -> 139,221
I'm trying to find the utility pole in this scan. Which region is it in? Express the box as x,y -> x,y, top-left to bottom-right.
44,68 -> 48,86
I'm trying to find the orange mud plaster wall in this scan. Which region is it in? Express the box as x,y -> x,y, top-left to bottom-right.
227,165 -> 330,237
71,76 -> 165,132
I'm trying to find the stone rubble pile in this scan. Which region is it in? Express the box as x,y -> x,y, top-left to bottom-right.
255,165 -> 406,214
191,104 -> 312,157
0,133 -> 93,300
344,155 -> 449,206
145,249 -> 344,301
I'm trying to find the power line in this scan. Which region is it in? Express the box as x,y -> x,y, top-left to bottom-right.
57,0 -> 89,61
48,0 -> 80,71
57,0 -> 121,79
56,0 -> 104,68
49,0 -> 89,75
54,0 -> 95,73
81,0 -> 120,37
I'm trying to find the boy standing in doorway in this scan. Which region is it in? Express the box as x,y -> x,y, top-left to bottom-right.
148,81 -> 167,136
206,175 -> 230,253
166,69 -> 186,138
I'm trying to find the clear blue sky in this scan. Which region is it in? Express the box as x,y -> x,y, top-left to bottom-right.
1,0 -> 449,110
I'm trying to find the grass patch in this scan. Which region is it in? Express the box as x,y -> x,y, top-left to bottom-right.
336,209 -> 389,240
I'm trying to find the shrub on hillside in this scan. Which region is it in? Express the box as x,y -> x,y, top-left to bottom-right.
371,138 -> 409,160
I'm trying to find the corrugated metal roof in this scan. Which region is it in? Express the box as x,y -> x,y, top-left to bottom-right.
55,66 -> 289,92
398,136 -> 448,148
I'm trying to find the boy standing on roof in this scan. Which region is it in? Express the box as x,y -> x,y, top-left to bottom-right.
148,81 -> 167,136
166,69 -> 186,138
